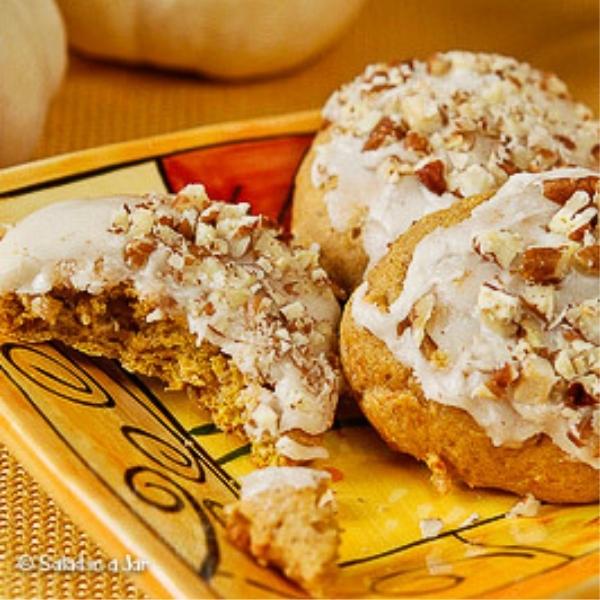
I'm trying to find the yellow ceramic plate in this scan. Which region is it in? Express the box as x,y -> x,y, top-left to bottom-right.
0,112 -> 598,599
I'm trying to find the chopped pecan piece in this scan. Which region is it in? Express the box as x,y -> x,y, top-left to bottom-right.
410,293 -> 436,347
513,355 -> 558,404
426,53 -> 451,76
124,239 -> 156,268
553,134 -> 576,150
548,190 -> 596,238
485,363 -> 518,398
362,116 -> 406,151
416,160 -> 447,195
176,218 -> 195,241
404,131 -> 430,153
565,381 -> 597,409
520,285 -> 555,322
519,314 -> 545,349
478,282 -> 521,337
396,317 -> 410,337
498,159 -> 519,176
554,350 -> 576,380
542,176 -> 599,205
473,229 -> 523,269
572,245 -> 599,276
517,246 -> 572,284
565,299 -> 600,345
130,207 -> 154,237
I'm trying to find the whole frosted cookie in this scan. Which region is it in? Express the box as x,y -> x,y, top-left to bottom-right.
293,51 -> 599,291
341,169 -> 599,502
0,185 -> 341,465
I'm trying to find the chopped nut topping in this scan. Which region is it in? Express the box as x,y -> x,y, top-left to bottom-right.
110,207 -> 130,233
410,292 -> 436,347
572,245 -> 599,276
548,191 -> 596,238
473,229 -> 524,269
554,350 -> 576,380
542,176 -> 599,205
362,116 -> 406,151
478,282 -> 521,337
318,52 -> 598,230
130,208 -> 155,237
519,314 -> 545,349
416,160 -> 447,195
485,363 -> 519,398
453,164 -> 495,197
124,239 -> 156,268
521,285 -> 555,322
404,131 -> 431,153
517,246 -> 573,284
565,298 -> 600,345
426,53 -> 452,76
281,301 -> 305,321
565,381 -> 597,409
513,355 -> 557,404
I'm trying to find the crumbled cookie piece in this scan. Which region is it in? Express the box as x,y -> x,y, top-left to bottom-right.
225,467 -> 339,597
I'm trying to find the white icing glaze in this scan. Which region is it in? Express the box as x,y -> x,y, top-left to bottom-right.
352,169 -> 599,467
0,186 -> 342,459
240,466 -> 330,499
275,435 -> 329,461
0,196 -> 131,295
313,51 -> 599,270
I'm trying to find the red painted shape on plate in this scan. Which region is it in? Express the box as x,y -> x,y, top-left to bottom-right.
161,135 -> 314,229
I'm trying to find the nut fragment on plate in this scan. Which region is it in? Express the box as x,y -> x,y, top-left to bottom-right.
225,467 -> 339,596
506,494 -> 541,518
0,184 -> 342,465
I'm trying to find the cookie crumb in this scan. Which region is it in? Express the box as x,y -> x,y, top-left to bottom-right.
225,467 -> 340,596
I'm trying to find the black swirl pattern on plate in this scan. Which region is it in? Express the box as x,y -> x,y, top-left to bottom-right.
125,466 -> 219,579
0,342 -> 226,581
2,343 -> 114,407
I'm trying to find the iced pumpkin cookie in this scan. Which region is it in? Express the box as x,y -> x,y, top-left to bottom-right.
341,169 -> 599,502
293,51 -> 599,291
0,185 -> 341,464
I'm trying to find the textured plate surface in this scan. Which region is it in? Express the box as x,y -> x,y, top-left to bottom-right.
0,112 -> 598,599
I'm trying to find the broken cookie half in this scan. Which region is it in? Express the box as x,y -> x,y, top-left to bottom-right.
225,466 -> 340,597
0,185 -> 342,464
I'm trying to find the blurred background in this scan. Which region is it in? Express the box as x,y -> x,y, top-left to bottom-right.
4,0 -> 598,164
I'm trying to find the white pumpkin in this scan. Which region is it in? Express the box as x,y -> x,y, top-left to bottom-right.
0,0 -> 67,167
56,0 -> 365,80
